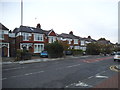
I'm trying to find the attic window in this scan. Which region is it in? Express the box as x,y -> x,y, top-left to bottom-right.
30,28 -> 34,31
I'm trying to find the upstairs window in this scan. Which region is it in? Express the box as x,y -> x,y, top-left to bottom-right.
23,33 -> 29,41
34,34 -> 43,41
49,37 -> 56,43
74,39 -> 78,44
81,41 -> 85,45
0,31 -> 4,40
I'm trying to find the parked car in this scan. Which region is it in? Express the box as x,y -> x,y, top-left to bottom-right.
82,52 -> 86,55
114,52 -> 120,61
65,50 -> 73,55
40,51 -> 48,58
111,52 -> 116,55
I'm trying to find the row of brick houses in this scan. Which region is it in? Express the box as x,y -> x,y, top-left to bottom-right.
0,23 -> 113,57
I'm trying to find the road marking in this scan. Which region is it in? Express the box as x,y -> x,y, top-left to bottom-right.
25,71 -> 44,75
95,71 -> 108,78
56,64 -> 81,70
3,67 -> 25,71
110,65 -> 120,72
83,57 -> 113,63
0,78 -> 7,80
88,76 -> 94,79
66,64 -> 81,68
95,75 -> 108,78
2,71 -> 44,80
75,81 -> 92,87
65,81 -> 92,88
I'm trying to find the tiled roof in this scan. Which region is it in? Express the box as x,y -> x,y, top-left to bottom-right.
13,25 -> 45,34
42,30 -> 51,35
97,40 -> 112,44
0,23 -> 9,30
80,37 -> 96,42
59,33 -> 79,39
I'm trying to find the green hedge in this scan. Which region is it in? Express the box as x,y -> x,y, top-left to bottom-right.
68,49 -> 83,56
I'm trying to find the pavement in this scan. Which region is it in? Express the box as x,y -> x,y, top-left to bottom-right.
1,55 -> 90,65
93,72 -> 119,88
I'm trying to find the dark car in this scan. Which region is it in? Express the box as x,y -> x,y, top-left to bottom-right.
40,51 -> 48,58
65,50 -> 73,55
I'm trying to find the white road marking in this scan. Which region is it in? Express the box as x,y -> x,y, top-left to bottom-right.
66,64 -> 81,68
3,67 -> 25,71
65,81 -> 92,88
2,71 -> 44,80
95,75 -> 108,78
95,71 -> 106,76
1,78 -> 7,80
65,70 -> 108,88
88,76 -> 94,79
75,81 -> 92,87
95,71 -> 108,78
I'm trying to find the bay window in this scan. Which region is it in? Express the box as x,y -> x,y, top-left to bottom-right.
34,44 -> 44,53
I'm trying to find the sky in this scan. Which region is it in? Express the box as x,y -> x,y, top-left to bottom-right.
0,0 -> 119,43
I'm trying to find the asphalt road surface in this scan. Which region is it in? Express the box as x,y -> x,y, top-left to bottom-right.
2,55 -> 119,88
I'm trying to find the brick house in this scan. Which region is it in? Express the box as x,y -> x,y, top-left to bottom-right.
13,24 -> 57,54
9,31 -> 16,57
0,23 -> 9,57
58,31 -> 81,49
79,36 -> 96,51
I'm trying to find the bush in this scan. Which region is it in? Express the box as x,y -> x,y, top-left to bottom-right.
15,49 -> 32,61
69,49 -> 83,56
86,43 -> 100,55
45,41 -> 64,58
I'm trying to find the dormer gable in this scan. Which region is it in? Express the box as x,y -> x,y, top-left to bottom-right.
48,29 -> 57,36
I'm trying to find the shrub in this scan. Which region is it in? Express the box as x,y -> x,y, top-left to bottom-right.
15,49 -> 23,61
15,49 -> 32,61
86,43 -> 100,55
69,49 -> 83,56
45,41 -> 64,58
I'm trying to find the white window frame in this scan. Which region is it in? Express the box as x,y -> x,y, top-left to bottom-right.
34,33 -> 44,41
22,33 -> 30,41
81,40 -> 85,46
34,43 -> 44,53
48,36 -> 56,43
0,30 -> 4,40
74,39 -> 78,44
74,46 -> 80,49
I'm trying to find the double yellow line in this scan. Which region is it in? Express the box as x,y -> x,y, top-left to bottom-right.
110,65 -> 120,72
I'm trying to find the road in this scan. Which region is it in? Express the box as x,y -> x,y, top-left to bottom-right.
2,55 -> 119,88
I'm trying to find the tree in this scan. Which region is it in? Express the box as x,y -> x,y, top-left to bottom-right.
45,41 -> 64,58
58,40 -> 70,50
86,43 -> 101,55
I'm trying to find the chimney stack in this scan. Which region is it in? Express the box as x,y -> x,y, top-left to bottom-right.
36,23 -> 41,29
69,31 -> 73,35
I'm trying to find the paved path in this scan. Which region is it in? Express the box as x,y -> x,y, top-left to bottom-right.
94,73 -> 119,88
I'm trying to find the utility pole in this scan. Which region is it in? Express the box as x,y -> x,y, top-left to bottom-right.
21,0 -> 23,26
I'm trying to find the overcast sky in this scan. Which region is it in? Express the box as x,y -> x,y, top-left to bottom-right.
0,0 -> 119,43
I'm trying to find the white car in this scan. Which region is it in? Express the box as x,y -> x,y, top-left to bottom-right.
114,52 -> 120,61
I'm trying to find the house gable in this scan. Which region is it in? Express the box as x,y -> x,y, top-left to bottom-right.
48,30 -> 57,36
